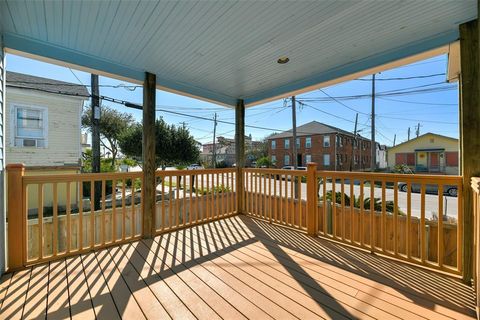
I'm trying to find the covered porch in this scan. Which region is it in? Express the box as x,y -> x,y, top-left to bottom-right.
1,1 -> 480,319
1,216 -> 476,319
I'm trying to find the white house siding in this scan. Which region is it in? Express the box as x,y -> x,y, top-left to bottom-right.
5,88 -> 84,166
0,39 -> 5,273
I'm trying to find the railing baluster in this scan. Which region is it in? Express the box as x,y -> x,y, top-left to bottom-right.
322,177 -> 327,235
341,178 -> 345,240
66,182 -> 71,253
101,179 -> 106,246
221,172 -> 225,217
79,182 -> 83,251
350,178 -> 354,244
38,183 -> 44,260
131,176 -> 136,237
279,174 -> 283,224
169,176 -> 173,228
421,183 -> 426,263
289,175 -> 294,226
183,173 -> 187,225
298,175 -> 302,229
90,180 -> 95,249
381,180 -> 386,252
161,175 -> 165,231
332,176 -> 336,238
273,172 -> 277,224
52,182 -> 58,256
407,181 -> 412,259
457,180 -> 463,272
263,173 -> 267,220
122,178 -> 126,241
370,179 -> 374,251
112,178 -> 116,243
438,184 -> 444,268
360,180 -> 364,247
206,174 -> 210,221
393,181 -> 398,256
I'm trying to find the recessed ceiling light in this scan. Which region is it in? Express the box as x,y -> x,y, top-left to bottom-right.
277,57 -> 290,64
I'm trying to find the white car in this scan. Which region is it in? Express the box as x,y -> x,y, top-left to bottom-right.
187,164 -> 203,170
277,166 -> 307,180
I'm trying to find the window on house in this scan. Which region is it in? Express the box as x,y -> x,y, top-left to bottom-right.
271,140 -> 276,149
284,139 -> 290,149
305,154 -> 311,164
305,137 -> 312,148
271,155 -> 276,163
12,105 -> 48,148
284,154 -> 290,165
323,154 -> 330,166
323,135 -> 330,147
296,138 -> 300,148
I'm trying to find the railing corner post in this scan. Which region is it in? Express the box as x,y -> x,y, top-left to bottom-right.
306,162 -> 318,236
6,163 -> 25,271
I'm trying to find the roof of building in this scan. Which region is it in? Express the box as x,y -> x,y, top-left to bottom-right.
389,132 -> 458,151
268,121 -> 364,140
6,71 -> 89,98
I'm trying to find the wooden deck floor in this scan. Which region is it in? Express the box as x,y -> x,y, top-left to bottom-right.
0,215 -> 476,319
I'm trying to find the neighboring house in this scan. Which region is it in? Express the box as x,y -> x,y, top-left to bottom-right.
202,135 -> 261,166
268,121 -> 373,171
376,143 -> 388,169
5,71 -> 89,210
387,133 -> 459,175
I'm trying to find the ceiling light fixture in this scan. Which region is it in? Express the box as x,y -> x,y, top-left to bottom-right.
277,57 -> 290,64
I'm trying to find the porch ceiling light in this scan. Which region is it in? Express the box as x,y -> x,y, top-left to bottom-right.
277,56 -> 290,64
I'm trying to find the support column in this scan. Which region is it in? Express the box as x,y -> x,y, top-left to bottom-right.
0,38 -> 6,274
459,19 -> 479,284
235,99 -> 245,214
142,72 -> 156,238
6,164 -> 25,271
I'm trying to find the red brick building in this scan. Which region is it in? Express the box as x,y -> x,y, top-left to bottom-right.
267,121 -> 373,171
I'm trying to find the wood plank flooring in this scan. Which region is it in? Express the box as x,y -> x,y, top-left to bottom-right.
0,215 -> 476,319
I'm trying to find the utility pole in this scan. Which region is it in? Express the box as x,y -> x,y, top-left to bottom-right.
371,73 -> 376,172
91,74 -> 101,209
350,113 -> 358,171
212,112 -> 218,168
393,134 -> 396,147
416,122 -> 421,138
408,127 -> 411,141
292,96 -> 298,169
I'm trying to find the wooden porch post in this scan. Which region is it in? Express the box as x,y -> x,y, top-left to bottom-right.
459,19 -> 479,284
235,99 -> 245,214
142,72 -> 156,238
6,164 -> 25,271
306,162 -> 318,236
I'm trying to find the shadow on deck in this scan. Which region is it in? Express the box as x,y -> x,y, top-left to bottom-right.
0,215 -> 476,319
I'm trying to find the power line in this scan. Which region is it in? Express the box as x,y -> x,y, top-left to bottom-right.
318,89 -> 369,115
376,96 -> 457,106
376,114 -> 457,124
354,73 -> 445,81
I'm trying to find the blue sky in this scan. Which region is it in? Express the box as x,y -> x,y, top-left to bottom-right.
6,53 -> 458,147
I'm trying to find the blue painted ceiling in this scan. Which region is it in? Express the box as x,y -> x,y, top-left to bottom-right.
0,1 -> 477,107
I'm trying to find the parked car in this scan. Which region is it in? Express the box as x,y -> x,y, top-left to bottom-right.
397,182 -> 458,197
187,164 -> 203,170
277,166 -> 307,180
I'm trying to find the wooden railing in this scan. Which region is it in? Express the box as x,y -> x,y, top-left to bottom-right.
154,168 -> 237,233
471,177 -> 480,310
6,164 -> 237,269
243,164 -> 464,275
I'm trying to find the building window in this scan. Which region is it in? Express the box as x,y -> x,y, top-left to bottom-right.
271,140 -> 276,149
296,138 -> 300,148
323,154 -> 330,166
323,135 -> 330,147
305,137 -> 311,148
305,154 -> 311,164
336,135 -> 343,147
284,154 -> 290,165
11,105 -> 48,148
284,139 -> 290,149
271,155 -> 276,163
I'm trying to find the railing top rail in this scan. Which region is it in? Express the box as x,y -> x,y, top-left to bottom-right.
315,170 -> 463,183
22,171 -> 143,184
471,177 -> 480,193
155,168 -> 236,176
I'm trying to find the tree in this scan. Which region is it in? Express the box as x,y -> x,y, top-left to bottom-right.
119,118 -> 200,169
82,105 -> 134,167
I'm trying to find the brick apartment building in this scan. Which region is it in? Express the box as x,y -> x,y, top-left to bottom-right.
268,121 -> 373,171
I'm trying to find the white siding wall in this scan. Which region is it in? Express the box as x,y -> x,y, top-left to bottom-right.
0,37 -> 5,273
5,88 -> 84,166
